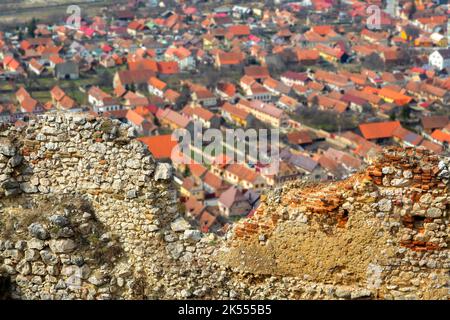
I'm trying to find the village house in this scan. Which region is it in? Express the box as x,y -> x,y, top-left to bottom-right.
421,115 -> 449,134
218,186 -> 252,218
202,170 -> 230,197
263,77 -> 291,96
243,82 -> 273,102
359,121 -> 402,144
164,46 -> 195,70
221,102 -> 251,127
429,49 -> 450,71
276,156 -> 306,181
277,95 -> 300,111
293,48 -> 320,65
315,44 -> 349,64
28,59 -> 45,76
3,56 -> 23,74
391,126 -> 423,148
155,62 -> 178,76
191,87 -> 217,108
180,177 -> 205,201
223,163 -> 267,194
181,105 -> 220,129
58,95 -> 78,112
237,99 -> 289,128
215,51 -> 244,69
156,108 -> 190,130
280,149 -> 325,181
244,65 -> 270,82
54,61 -> 79,80
148,76 -> 167,98
50,86 -> 66,106
123,91 -> 149,108
15,87 -> 42,114
216,82 -> 237,102
280,71 -> 310,87
88,86 -> 122,113
163,89 -> 182,107
376,87 -> 413,106
113,69 -> 155,90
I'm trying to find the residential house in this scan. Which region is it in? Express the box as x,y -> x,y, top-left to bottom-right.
429,49 -> 450,70
431,129 -> 450,147
280,149 -> 324,181
263,77 -> 291,96
216,82 -> 237,102
215,51 -> 244,69
244,82 -> 273,102
280,71 -> 310,87
88,86 -> 122,113
237,99 -> 289,127
148,76 -> 167,98
244,65 -> 270,82
294,48 -> 320,65
157,61 -> 179,75
3,56 -> 23,74
164,89 -> 181,106
28,59 -> 45,76
182,105 -> 220,129
277,95 -> 300,111
50,86 -> 66,106
202,171 -> 230,196
421,115 -> 449,135
223,163 -> 267,194
113,69 -> 155,90
221,102 -> 251,127
123,91 -> 149,108
191,87 -> 217,108
315,44 -> 349,64
392,126 -> 423,147
164,46 -> 195,70
156,108 -> 190,130
378,87 -> 413,106
180,177 -> 204,201
359,121 -> 402,143
260,160 -> 301,186
218,186 -> 252,218
16,87 -> 42,114
54,61 -> 79,80
58,95 -> 78,112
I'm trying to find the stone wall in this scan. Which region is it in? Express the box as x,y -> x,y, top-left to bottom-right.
0,114 -> 448,300
0,113 -> 183,299
224,147 -> 449,299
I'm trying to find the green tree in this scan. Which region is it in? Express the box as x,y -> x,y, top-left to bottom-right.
97,70 -> 113,88
28,18 -> 38,38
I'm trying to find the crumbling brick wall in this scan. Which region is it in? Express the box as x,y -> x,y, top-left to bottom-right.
226,147 -> 449,299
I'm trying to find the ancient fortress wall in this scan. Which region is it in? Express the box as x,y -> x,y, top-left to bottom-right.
225,147 -> 449,299
0,114 -> 448,300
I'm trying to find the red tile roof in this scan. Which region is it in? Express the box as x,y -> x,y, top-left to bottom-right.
138,135 -> 178,160
359,121 -> 401,140
128,58 -> 158,72
157,61 -> 179,74
431,130 -> 450,144
226,163 -> 259,183
148,76 -> 167,91
126,109 -> 145,126
227,25 -> 250,37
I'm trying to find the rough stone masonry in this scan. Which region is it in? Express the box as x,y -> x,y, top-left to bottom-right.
0,113 -> 448,300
